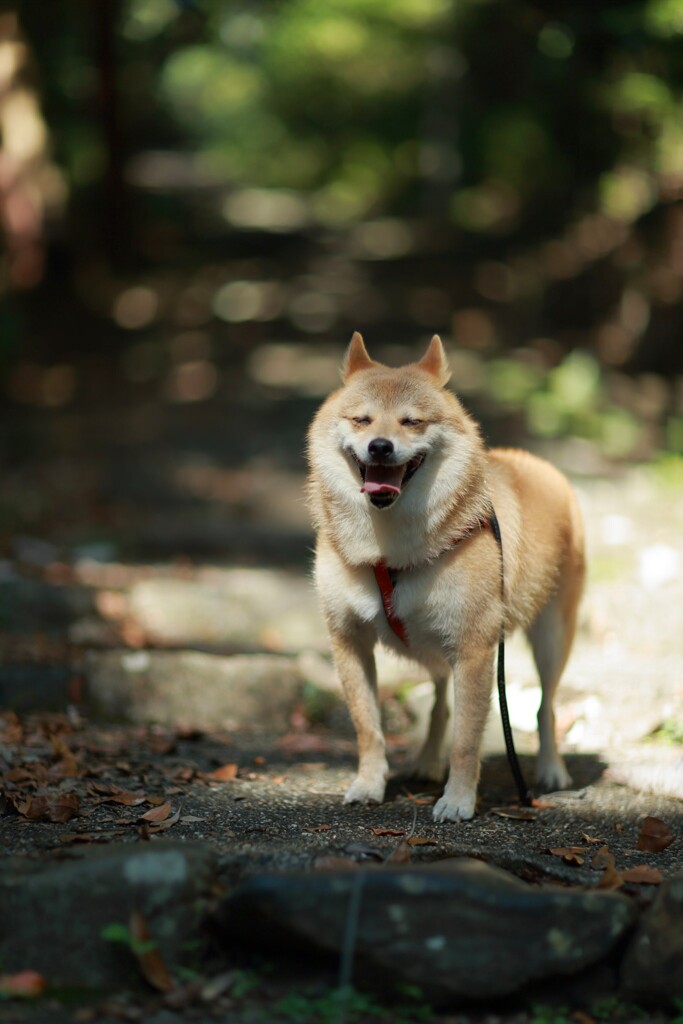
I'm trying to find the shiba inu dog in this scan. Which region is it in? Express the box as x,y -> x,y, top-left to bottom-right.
306,333 -> 585,821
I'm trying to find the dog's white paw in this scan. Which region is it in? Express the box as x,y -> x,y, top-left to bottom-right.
536,755 -> 573,792
432,790 -> 476,823
344,775 -> 386,805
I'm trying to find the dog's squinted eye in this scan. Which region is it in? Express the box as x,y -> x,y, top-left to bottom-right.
400,417 -> 423,427
351,415 -> 372,426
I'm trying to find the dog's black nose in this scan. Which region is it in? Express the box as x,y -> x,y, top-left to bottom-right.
368,437 -> 394,461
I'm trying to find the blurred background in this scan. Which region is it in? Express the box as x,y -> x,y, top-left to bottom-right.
0,0 -> 681,659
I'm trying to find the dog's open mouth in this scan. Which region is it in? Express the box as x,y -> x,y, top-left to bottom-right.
350,453 -> 425,508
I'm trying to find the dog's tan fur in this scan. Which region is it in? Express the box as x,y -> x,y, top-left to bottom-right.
307,333 -> 585,821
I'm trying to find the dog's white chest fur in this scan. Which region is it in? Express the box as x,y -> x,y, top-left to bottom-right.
315,546 -> 470,661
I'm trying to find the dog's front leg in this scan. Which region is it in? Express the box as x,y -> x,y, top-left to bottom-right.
433,645 -> 495,822
329,627 -> 388,805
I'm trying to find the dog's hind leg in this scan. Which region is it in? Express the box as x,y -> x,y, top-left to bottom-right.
527,571 -> 582,791
329,627 -> 389,805
413,670 -> 450,782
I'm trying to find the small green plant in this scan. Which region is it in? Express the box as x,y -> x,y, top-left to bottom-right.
100,922 -> 156,957
230,969 -> 261,1000
652,718 -> 683,745
271,984 -> 432,1024
529,1005 -> 573,1024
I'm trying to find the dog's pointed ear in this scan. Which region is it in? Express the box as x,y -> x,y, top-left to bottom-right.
342,331 -> 375,380
417,335 -> 451,386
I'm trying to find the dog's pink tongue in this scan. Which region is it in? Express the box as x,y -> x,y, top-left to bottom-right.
361,463 -> 404,495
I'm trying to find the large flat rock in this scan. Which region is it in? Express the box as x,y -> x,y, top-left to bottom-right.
218,858 -> 637,1000
0,842 -> 217,990
620,872 -> 683,1007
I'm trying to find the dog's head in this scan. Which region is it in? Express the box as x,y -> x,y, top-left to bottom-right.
312,332 -> 477,512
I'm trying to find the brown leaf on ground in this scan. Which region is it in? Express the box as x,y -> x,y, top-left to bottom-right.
621,865 -> 663,885
592,846 -> 624,890
128,910 -> 174,993
147,808 -> 182,833
636,816 -> 675,853
205,763 -> 239,783
15,793 -> 80,823
370,827 -> 406,837
303,823 -> 332,833
49,736 -> 80,778
406,836 -> 438,847
401,790 -> 436,805
146,731 -> 177,756
385,840 -> 412,865
0,970 -> 47,997
99,791 -> 148,806
548,847 -> 586,865
581,832 -> 606,845
490,806 -> 537,821
139,801 -> 172,823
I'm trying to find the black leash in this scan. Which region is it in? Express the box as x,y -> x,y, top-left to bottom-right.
488,509 -> 533,807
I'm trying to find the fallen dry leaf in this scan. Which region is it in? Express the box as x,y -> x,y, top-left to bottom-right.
49,737 -> 80,778
100,791 -> 148,807
5,765 -> 48,786
87,781 -> 123,796
147,808 -> 182,833
206,764 -> 239,783
592,846 -> 624,890
636,816 -> 675,853
140,801 -> 172,824
581,832 -> 606,845
591,845 -> 614,869
548,847 -> 586,865
490,806 -> 537,821
621,865 -> 663,885
0,970 -> 47,997
15,793 -> 80,823
401,790 -> 436,805
303,823 -> 332,833
370,827 -> 406,837
146,733 -> 176,756
128,910 -> 174,992
58,832 -> 109,845
406,836 -> 438,847
385,840 -> 413,865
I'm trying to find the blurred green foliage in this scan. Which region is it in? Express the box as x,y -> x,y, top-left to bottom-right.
5,0 -> 683,458
16,0 -> 683,232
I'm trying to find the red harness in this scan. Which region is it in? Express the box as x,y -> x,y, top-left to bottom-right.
372,518 -> 491,646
